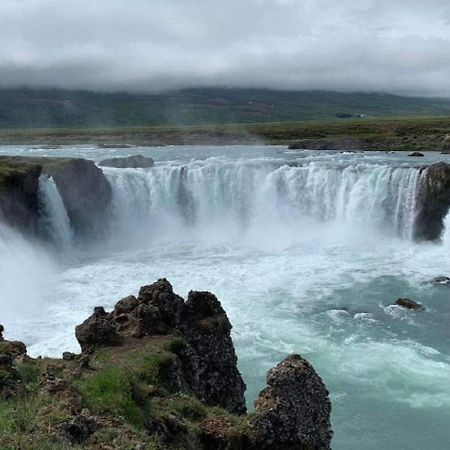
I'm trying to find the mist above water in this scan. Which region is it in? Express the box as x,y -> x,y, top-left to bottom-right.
1,146 -> 450,449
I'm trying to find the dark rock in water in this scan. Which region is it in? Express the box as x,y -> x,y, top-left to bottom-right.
395,298 -> 424,310
408,151 -> 424,157
97,143 -> 133,149
99,155 -> 154,168
414,163 -> 450,241
429,276 -> 450,285
251,354 -> 332,449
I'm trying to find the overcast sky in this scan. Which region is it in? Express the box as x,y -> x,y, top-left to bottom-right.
1,0 -> 450,96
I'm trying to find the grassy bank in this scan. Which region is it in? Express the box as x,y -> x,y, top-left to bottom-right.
0,116 -> 449,151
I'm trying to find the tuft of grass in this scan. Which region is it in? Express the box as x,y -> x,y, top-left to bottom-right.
77,367 -> 145,428
0,392 -> 72,449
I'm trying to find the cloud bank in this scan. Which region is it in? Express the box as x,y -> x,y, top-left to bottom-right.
1,0 -> 450,95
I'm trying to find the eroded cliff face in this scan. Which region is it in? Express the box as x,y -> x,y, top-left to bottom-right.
0,156 -> 112,240
1,280 -> 333,449
0,159 -> 42,235
414,163 -> 450,241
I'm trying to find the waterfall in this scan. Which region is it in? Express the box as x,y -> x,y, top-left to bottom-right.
38,176 -> 73,250
103,158 -> 422,241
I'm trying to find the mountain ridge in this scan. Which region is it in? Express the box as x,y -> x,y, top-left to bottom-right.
1,87 -> 449,129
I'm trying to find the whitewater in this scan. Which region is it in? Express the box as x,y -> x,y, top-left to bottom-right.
1,145 -> 450,449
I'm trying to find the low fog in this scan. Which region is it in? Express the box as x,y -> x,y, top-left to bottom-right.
1,0 -> 450,96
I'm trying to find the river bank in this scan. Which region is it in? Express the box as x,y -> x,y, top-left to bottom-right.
1,116 -> 450,151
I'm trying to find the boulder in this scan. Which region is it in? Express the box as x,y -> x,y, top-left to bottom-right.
98,155 -> 154,169
251,355 -> 332,449
395,298 -> 424,310
75,307 -> 123,353
408,151 -> 424,157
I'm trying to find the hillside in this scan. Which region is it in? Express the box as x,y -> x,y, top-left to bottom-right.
1,88 -> 450,129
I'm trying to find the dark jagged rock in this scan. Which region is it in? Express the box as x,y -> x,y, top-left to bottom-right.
0,156 -> 112,239
414,163 -> 450,241
98,155 -> 154,168
408,151 -> 424,157
75,279 -> 247,415
0,324 -> 27,358
395,298 -> 424,310
44,158 -> 112,237
0,325 -> 27,398
75,306 -> 123,353
251,355 -> 332,450
179,290 -> 247,415
0,159 -> 42,235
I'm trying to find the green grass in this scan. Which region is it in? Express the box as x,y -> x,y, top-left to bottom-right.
77,367 -> 145,428
0,115 -> 449,150
0,392 -> 72,449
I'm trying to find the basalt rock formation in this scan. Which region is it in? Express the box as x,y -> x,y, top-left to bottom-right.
0,158 -> 42,235
0,156 -> 112,239
414,162 -> 450,241
76,278 -> 247,415
99,154 -> 154,168
1,280 -> 332,449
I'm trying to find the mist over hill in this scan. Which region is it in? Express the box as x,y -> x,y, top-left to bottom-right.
1,88 -> 450,129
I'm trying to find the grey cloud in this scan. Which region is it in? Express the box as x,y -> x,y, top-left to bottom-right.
0,0 -> 449,96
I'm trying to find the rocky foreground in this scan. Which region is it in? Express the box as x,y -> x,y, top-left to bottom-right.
0,279 -> 332,449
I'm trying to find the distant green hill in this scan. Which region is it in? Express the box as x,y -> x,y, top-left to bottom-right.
0,87 -> 449,129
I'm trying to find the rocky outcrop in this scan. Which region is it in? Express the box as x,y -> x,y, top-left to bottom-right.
414,163 -> 450,241
99,155 -> 154,168
75,278 -> 247,415
1,281 -> 332,449
0,156 -> 112,239
0,325 -> 26,398
0,158 -> 42,235
43,158 -> 112,237
251,355 -> 332,449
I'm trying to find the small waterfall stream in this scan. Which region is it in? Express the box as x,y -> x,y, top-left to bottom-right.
38,176 -> 74,250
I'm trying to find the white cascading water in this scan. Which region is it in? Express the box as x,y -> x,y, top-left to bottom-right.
104,159 -> 422,241
38,175 -> 74,251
